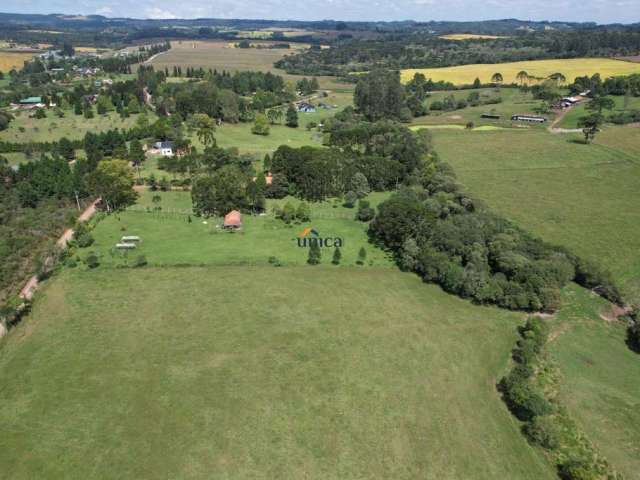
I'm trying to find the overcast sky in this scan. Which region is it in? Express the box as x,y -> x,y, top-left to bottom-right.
2,0 -> 638,24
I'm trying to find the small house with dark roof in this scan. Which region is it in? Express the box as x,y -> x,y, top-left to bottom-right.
223,210 -> 242,229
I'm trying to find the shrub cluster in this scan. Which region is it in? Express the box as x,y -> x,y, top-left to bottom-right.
500,318 -> 622,480
369,158 -> 622,311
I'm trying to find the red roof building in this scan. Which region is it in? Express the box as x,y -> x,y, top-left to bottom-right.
223,210 -> 242,229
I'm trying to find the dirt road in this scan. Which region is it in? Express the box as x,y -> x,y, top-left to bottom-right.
19,199 -> 100,301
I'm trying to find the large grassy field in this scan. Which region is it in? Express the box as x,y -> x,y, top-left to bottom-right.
411,87 -> 551,128
401,58 -> 640,85
548,285 -> 640,479
0,110 -> 153,143
0,52 -> 34,72
0,266 -> 555,479
433,126 -> 640,302
146,40 -> 353,91
86,190 -> 393,268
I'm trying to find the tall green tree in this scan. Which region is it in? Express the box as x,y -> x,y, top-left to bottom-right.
252,113 -> 270,135
577,113 -> 604,144
285,104 -> 299,128
87,159 -> 137,211
128,139 -> 145,166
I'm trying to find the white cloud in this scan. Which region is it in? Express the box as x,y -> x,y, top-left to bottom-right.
95,6 -> 113,15
144,7 -> 178,19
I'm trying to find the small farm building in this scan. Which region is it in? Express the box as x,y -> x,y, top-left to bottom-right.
223,210 -> 242,229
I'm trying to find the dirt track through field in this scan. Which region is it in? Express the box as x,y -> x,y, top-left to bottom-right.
19,199 -> 100,301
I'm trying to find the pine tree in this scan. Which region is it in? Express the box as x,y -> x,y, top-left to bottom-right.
286,104 -> 298,128
332,247 -> 342,265
307,241 -> 321,265
357,247 -> 367,265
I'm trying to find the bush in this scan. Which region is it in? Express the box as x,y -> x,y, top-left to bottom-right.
356,247 -> 367,265
356,200 -> 375,222
627,318 -> 640,353
75,233 -> 94,248
85,253 -> 100,269
268,256 -> 282,267
307,242 -> 321,265
331,247 -> 342,265
343,191 -> 357,208
523,416 -> 560,449
558,458 -> 599,480
133,255 -> 147,268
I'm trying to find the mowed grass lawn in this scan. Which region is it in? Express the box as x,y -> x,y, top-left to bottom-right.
0,110 -> 154,143
0,266 -> 554,479
401,58 -> 640,85
433,127 -> 640,302
87,190 -> 393,268
548,285 -> 640,479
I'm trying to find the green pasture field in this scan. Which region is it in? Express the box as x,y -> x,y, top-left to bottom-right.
86,190 -> 392,268
411,87 -> 554,128
548,285 -> 640,479
433,126 -> 640,302
190,122 -> 324,156
0,110 -> 154,143
0,265 -> 555,479
558,95 -> 640,129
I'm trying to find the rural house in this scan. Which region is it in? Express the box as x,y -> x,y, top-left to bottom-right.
149,141 -> 175,156
296,102 -> 316,113
223,210 -> 242,229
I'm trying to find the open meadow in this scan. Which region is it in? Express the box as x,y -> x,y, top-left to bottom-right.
0,266 -> 554,480
433,126 -> 640,302
401,58 -> 640,85
548,285 -> 640,479
410,87 -> 551,128
86,190 -> 392,268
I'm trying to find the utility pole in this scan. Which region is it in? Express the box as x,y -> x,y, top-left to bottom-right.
74,191 -> 81,211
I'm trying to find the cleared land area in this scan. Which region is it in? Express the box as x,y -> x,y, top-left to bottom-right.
548,285 -> 640,479
0,266 -> 554,479
0,52 -> 34,72
145,40 -> 293,74
401,58 -> 640,85
433,127 -> 640,302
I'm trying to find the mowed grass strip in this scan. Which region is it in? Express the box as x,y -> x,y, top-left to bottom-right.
0,266 -> 554,479
401,58 -> 640,85
433,127 -> 640,302
548,285 -> 640,479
